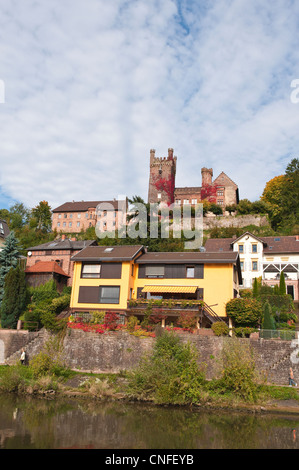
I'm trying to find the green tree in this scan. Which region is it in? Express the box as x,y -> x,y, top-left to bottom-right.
226,298 -> 263,327
262,301 -> 275,330
0,266 -> 28,328
31,201 -> 52,232
279,272 -> 286,295
0,231 -> 21,304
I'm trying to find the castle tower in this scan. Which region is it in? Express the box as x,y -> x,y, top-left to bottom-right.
148,148 -> 177,205
201,168 -> 213,186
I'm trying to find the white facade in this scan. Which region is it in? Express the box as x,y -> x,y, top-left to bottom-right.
232,234 -> 264,288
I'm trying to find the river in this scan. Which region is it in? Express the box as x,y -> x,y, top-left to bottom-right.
0,394 -> 299,450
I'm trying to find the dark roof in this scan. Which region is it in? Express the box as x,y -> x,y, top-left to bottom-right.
71,245 -> 145,262
25,261 -> 70,277
27,239 -> 97,251
52,200 -> 126,213
136,251 -> 240,264
204,232 -> 299,254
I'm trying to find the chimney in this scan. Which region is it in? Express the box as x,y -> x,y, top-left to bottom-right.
61,234 -> 66,241
296,235 -> 299,241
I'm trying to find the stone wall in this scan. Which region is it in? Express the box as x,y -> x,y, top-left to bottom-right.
203,214 -> 269,230
1,328 -> 298,386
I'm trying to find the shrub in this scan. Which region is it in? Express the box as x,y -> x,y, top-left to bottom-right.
218,337 -> 258,402
212,321 -> 229,336
90,311 -> 105,324
177,311 -> 198,330
104,312 -> 120,330
126,315 -> 139,332
127,331 -> 206,405
226,298 -> 262,326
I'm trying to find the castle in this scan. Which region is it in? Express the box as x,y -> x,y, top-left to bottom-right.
148,148 -> 239,209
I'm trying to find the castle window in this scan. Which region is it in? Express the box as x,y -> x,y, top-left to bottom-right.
183,199 -> 189,205
191,199 -> 197,204
77,222 -> 80,227
157,193 -> 161,199
77,213 -> 81,219
57,222 -> 60,227
175,200 -> 181,205
58,214 -> 61,219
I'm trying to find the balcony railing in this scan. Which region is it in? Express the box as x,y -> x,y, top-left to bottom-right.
127,298 -> 204,312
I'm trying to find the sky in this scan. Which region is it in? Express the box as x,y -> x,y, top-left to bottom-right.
0,0 -> 299,211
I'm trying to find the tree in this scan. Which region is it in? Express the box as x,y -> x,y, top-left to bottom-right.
262,301 -> 275,330
226,298 -> 263,327
252,278 -> 259,298
31,200 -> 52,231
0,266 -> 28,328
0,231 -> 21,304
279,272 -> 286,295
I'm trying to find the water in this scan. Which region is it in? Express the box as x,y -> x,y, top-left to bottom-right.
0,394 -> 299,449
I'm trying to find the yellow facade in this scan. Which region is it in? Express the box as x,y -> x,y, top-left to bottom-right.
70,257 -> 239,318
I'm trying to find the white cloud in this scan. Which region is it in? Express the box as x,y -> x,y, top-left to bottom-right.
0,0 -> 299,211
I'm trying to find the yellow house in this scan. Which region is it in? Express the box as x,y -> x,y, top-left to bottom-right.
70,244 -> 242,327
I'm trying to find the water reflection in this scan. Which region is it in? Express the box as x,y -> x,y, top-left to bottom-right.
0,394 -> 299,449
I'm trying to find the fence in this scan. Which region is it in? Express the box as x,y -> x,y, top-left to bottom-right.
259,329 -> 297,341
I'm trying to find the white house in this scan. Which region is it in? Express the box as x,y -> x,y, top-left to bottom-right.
204,232 -> 299,301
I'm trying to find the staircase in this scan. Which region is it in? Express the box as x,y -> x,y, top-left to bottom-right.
5,328 -> 50,365
200,302 -> 226,326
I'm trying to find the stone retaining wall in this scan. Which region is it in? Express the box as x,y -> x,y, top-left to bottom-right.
0,328 -> 298,386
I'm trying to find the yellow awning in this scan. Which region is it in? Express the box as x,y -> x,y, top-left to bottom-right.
141,285 -> 198,294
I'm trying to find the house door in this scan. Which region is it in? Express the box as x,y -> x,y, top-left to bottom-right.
287,285 -> 294,299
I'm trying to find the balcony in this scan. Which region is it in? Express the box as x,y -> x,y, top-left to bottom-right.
127,298 -> 203,314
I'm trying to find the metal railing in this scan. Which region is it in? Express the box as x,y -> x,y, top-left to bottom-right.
259,329 -> 297,341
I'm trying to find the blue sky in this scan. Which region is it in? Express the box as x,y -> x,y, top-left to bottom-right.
0,0 -> 299,210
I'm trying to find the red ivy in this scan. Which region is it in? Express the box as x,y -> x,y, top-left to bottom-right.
200,184 -> 218,203
153,174 -> 175,205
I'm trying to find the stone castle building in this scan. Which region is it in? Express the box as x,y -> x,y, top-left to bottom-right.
148,148 -> 239,209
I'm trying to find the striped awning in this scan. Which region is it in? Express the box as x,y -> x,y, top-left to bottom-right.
141,285 -> 198,294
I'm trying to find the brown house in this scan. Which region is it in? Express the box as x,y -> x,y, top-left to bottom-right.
52,199 -> 128,234
26,237 -> 97,287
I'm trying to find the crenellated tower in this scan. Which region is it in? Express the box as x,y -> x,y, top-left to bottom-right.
148,148 -> 177,205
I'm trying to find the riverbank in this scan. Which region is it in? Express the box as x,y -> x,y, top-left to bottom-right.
54,372 -> 299,417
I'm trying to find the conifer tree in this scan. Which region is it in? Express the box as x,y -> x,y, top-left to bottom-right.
279,272 -> 286,295
0,231 -> 20,304
0,265 -> 28,329
252,278 -> 259,297
262,301 -> 275,330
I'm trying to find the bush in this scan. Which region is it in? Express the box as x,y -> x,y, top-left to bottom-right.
212,321 -> 229,336
177,311 -> 198,330
127,331 -> 206,405
226,298 -> 262,326
217,337 -> 259,402
126,315 -> 139,332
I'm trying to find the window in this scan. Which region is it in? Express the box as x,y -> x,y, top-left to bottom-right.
186,266 -> 195,278
191,199 -> 197,204
99,286 -> 120,304
77,213 -> 81,219
175,199 -> 181,205
238,245 -> 244,253
240,261 -> 244,271
252,261 -> 258,271
145,266 -> 165,278
57,222 -> 60,227
64,214 -> 67,218
252,244 -> 257,253
183,199 -> 189,204
82,264 -> 101,278
69,214 -> 72,218
157,193 -> 161,199
58,214 -> 61,219
77,222 -> 80,227
69,222 -> 72,227
63,222 -> 66,227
